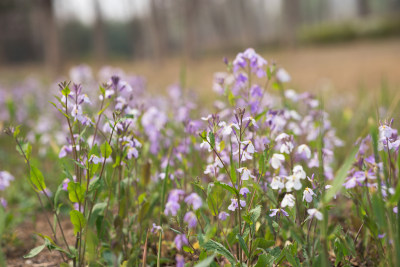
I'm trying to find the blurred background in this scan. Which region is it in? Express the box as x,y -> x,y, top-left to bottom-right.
0,0 -> 400,95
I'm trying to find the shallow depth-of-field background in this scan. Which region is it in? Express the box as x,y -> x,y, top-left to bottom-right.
1,1 -> 400,266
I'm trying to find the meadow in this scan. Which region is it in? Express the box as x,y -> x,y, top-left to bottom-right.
1,40 -> 400,267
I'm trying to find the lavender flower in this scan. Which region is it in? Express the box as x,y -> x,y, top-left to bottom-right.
151,223 -> 162,234
307,208 -> 323,221
0,171 -> 14,191
239,187 -> 250,198
174,234 -> 188,250
176,254 -> 185,267
228,198 -> 246,211
218,211 -> 230,221
165,201 -> 181,216
270,208 -> 289,217
184,193 -> 202,210
183,211 -> 197,228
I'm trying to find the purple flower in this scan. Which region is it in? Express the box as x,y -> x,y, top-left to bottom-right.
59,145 -> 72,158
184,193 -> 202,210
164,201 -> 180,216
0,197 -> 7,208
239,187 -> 250,198
0,171 -> 14,191
73,203 -> 84,212
89,155 -> 103,164
151,223 -> 162,234
183,211 -> 197,228
228,198 -> 246,211
174,234 -> 188,250
218,211 -> 230,221
269,208 -> 289,217
168,189 -> 185,203
176,254 -> 185,267
343,177 -> 357,189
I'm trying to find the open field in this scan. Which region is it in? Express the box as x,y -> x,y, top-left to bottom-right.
1,38 -> 400,97
1,38 -> 400,266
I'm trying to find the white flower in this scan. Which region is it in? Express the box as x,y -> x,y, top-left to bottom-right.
285,175 -> 302,191
293,165 -> 306,180
271,153 -> 285,169
204,164 -> 218,175
276,68 -> 291,83
243,116 -> 258,128
233,141 -> 255,162
285,89 -> 298,102
201,114 -> 212,121
89,154 -> 102,164
71,104 -> 82,118
270,176 -> 285,190
289,110 -> 301,121
280,141 -> 294,154
303,188 -> 315,203
275,133 -> 290,142
105,89 -> 115,99
237,167 -> 255,181
297,144 -> 311,159
200,140 -> 212,152
281,194 -> 295,208
379,125 -> 393,139
307,208 -> 323,221
241,140 -> 256,154
275,133 -> 293,154
219,121 -> 239,136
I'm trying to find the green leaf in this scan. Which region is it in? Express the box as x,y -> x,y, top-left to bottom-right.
202,239 -> 236,264
97,102 -> 110,116
16,142 -> 32,161
169,227 -> 183,235
100,142 -> 112,158
255,253 -> 275,267
213,181 -> 239,195
194,255 -> 216,267
250,205 -> 262,223
13,125 -> 21,138
207,183 -> 225,216
253,238 -> 274,251
67,182 -> 85,203
90,202 -> 107,225
23,244 -> 46,258
54,183 -> 64,206
50,101 -> 69,118
285,249 -> 300,267
61,84 -> 71,96
237,234 -> 250,258
30,165 -> 46,192
228,90 -> 236,106
88,176 -> 102,193
0,207 -> 5,237
323,145 -> 358,203
70,210 -> 86,235
208,132 -> 215,149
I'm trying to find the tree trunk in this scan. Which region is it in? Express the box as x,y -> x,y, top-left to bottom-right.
41,0 -> 61,75
357,0 -> 370,17
282,0 -> 301,47
183,0 -> 198,61
150,0 -> 167,64
93,0 -> 107,63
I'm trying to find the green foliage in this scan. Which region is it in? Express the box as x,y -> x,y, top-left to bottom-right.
203,240 -> 236,264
